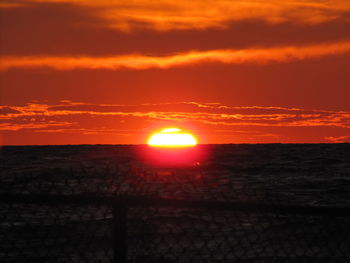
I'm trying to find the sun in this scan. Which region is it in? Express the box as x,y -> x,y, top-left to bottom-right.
147,127 -> 197,147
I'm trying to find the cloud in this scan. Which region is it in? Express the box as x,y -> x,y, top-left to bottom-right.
3,3 -> 350,57
0,3 -> 26,8
0,107 -> 22,115
324,135 -> 350,143
0,121 -> 73,131
1,101 -> 349,131
2,40 -> 350,70
2,101 -> 349,144
15,0 -> 350,31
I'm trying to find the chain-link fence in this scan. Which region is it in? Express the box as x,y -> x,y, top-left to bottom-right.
1,160 -> 350,262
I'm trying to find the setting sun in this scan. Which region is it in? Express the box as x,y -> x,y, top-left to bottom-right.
147,127 -> 197,147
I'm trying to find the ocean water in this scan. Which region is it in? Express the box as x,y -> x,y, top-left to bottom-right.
1,144 -> 350,262
1,144 -> 350,206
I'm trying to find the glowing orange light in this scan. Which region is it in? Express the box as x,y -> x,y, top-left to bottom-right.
147,127 -> 197,147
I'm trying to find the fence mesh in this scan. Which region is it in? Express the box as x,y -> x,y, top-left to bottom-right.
1,203 -> 113,262
127,207 -> 350,263
1,201 -> 350,262
1,144 -> 350,262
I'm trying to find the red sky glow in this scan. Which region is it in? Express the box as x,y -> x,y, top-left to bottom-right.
1,0 -> 350,144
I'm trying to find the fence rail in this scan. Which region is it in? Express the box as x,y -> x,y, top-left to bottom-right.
1,193 -> 350,216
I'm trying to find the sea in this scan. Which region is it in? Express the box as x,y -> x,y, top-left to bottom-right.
1,144 -> 350,262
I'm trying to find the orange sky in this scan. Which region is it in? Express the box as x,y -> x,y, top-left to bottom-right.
1,0 -> 350,144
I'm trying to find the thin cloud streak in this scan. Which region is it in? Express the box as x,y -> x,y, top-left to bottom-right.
14,0 -> 350,31
0,3 -> 26,8
1,102 -> 349,131
2,41 -> 350,70
325,135 -> 350,143
0,121 -> 73,131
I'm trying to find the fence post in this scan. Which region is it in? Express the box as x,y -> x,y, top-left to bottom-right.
113,203 -> 128,263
